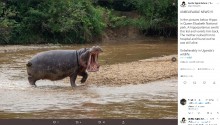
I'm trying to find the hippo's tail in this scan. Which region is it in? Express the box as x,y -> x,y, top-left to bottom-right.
26,61 -> 32,67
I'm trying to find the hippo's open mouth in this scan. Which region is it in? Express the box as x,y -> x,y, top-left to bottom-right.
87,52 -> 100,72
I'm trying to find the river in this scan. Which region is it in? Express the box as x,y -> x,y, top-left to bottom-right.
0,40 -> 177,119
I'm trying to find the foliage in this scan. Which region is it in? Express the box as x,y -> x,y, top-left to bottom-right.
0,0 -> 177,44
98,0 -> 177,36
0,2 -> 18,44
105,9 -> 129,28
0,0 -> 106,44
129,0 -> 177,29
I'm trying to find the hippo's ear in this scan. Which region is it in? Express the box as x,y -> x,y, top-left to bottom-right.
100,47 -> 103,52
96,46 -> 103,52
89,46 -> 95,52
88,47 -> 93,52
26,61 -> 32,67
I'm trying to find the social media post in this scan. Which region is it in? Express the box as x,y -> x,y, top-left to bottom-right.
0,0 -> 178,125
179,0 -> 220,125
179,4 -> 220,86
178,0 -> 220,88
179,96 -> 220,125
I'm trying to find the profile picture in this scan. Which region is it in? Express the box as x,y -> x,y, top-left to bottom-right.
180,1 -> 186,7
180,117 -> 186,123
180,98 -> 186,105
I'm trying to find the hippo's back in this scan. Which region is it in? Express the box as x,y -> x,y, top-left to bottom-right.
27,50 -> 78,80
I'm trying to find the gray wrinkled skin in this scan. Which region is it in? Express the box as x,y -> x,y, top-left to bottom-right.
26,46 -> 102,88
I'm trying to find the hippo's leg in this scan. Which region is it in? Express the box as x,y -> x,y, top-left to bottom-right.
28,76 -> 36,87
70,73 -> 77,87
80,71 -> 88,83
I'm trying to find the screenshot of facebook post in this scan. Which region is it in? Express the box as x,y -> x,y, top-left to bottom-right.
0,0 -> 178,125
179,0 -> 220,125
0,0 -> 219,125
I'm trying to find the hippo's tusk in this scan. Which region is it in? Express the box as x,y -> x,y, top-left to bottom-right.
87,54 -> 91,69
95,54 -> 97,63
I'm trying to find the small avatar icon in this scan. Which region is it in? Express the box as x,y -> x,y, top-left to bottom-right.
180,98 -> 186,105
180,117 -> 186,123
180,1 -> 186,7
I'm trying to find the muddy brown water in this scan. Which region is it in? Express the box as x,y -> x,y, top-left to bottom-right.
0,40 -> 177,119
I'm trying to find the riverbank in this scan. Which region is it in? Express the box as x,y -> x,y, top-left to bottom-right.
0,43 -> 177,87
0,43 -> 177,119
83,55 -> 177,86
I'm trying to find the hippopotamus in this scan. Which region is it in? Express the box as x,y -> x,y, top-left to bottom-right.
26,46 -> 103,87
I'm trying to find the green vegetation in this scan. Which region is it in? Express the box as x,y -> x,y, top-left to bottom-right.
0,0 -> 177,44
131,0 -> 177,37
102,0 -> 177,36
0,0 -> 106,44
